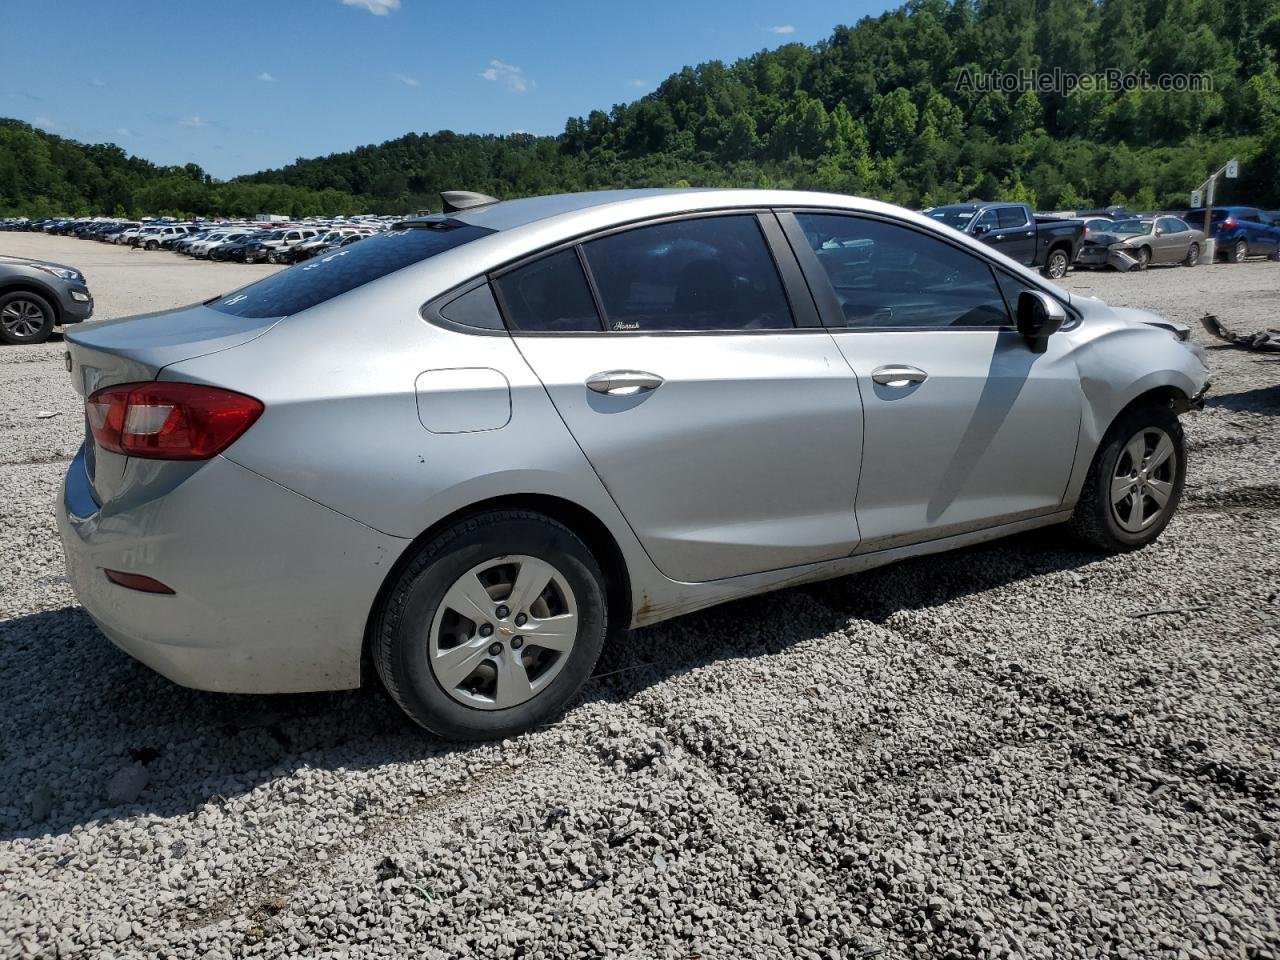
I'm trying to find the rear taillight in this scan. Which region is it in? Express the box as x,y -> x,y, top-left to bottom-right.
86,382 -> 263,460
1222,218 -> 1237,230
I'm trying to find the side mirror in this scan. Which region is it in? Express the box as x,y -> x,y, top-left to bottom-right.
973,224 -> 990,236
1016,290 -> 1067,353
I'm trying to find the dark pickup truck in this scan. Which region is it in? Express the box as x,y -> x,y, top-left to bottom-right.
923,202 -> 1085,279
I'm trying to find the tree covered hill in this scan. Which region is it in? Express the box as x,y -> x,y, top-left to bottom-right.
5,0 -> 1280,219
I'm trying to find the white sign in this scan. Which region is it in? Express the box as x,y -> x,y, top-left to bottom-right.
1190,190 -> 1202,207
1226,159 -> 1239,179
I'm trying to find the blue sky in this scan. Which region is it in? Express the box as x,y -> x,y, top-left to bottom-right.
2,0 -> 891,179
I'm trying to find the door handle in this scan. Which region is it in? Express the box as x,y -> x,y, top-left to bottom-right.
586,370 -> 664,396
871,364 -> 928,387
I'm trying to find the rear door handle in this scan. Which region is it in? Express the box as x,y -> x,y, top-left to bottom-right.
871,364 -> 928,387
586,370 -> 664,396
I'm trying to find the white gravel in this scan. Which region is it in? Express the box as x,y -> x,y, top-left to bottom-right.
1,235 -> 1278,959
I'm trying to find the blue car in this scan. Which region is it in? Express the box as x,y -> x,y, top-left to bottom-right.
1183,206 -> 1280,262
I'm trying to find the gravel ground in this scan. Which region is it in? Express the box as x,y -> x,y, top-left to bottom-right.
1,235 -> 1277,959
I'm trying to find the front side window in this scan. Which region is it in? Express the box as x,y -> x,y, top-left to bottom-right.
582,216 -> 794,332
973,209 -> 999,232
1157,217 -> 1183,234
794,213 -> 1010,328
493,249 -> 602,333
212,222 -> 493,319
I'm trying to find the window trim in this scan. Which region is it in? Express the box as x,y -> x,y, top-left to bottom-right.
487,209 -> 822,338
776,208 -> 1080,333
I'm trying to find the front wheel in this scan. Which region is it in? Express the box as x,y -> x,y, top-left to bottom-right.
1042,248 -> 1070,280
1069,403 -> 1186,552
1134,246 -> 1151,271
1183,242 -> 1199,267
373,511 -> 608,740
145,240 -> 158,251
0,291 -> 56,345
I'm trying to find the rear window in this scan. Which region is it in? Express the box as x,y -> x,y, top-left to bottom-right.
211,223 -> 493,318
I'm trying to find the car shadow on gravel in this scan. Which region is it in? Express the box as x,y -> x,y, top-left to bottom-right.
2,529 -> 1097,841
1205,383 -> 1280,416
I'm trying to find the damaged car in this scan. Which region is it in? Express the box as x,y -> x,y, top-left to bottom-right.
1076,216 -> 1205,272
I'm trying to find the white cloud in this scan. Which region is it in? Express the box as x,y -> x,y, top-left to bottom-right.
480,59 -> 530,93
179,116 -> 208,127
394,73 -> 420,87
33,116 -> 59,130
90,78 -> 106,88
115,127 -> 133,137
628,79 -> 647,88
257,71 -> 277,82
767,24 -> 796,34
341,0 -> 399,14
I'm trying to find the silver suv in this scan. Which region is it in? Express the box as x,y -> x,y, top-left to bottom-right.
57,189 -> 1209,739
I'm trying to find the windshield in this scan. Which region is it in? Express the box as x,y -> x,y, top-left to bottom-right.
211,222 -> 495,319
924,207 -> 977,230
1108,219 -> 1151,235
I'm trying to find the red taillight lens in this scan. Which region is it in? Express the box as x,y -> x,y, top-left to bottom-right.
104,569 -> 175,594
86,382 -> 263,460
1222,218 -> 1237,230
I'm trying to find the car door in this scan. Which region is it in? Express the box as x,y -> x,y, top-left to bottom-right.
994,205 -> 1037,264
1154,217 -> 1185,263
501,213 -> 864,583
779,210 -> 1083,550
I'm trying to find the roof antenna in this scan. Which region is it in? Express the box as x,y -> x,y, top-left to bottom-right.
441,191 -> 500,213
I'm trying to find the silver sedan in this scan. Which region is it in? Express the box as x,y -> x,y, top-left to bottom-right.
57,189 -> 1210,739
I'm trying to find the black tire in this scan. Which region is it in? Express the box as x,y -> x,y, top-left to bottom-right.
1231,240 -> 1248,263
1183,242 -> 1199,267
1134,246 -> 1151,271
267,250 -> 280,264
1042,248 -> 1070,280
0,290 -> 56,345
373,510 -> 608,740
1068,402 -> 1186,552
145,240 -> 158,251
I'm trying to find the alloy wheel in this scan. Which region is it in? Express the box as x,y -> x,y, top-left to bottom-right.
429,555 -> 578,710
1,299 -> 48,339
1233,241 -> 1247,263
1046,250 -> 1068,279
1110,427 -> 1177,533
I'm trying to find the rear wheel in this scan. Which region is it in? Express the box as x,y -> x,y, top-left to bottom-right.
1231,239 -> 1248,263
373,511 -> 608,740
1069,402 -> 1185,552
145,240 -> 158,251
1042,248 -> 1070,280
0,291 -> 56,345
1183,242 -> 1199,267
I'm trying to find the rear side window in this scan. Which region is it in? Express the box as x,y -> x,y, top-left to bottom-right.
493,249 -> 602,333
794,213 -> 1010,328
212,223 -> 493,319
582,216 -> 793,332
996,206 -> 1028,228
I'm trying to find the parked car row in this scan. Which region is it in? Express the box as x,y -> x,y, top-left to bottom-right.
0,215 -> 390,264
923,201 -> 1280,273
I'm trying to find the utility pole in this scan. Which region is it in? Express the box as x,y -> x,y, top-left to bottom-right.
1195,159 -> 1239,261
